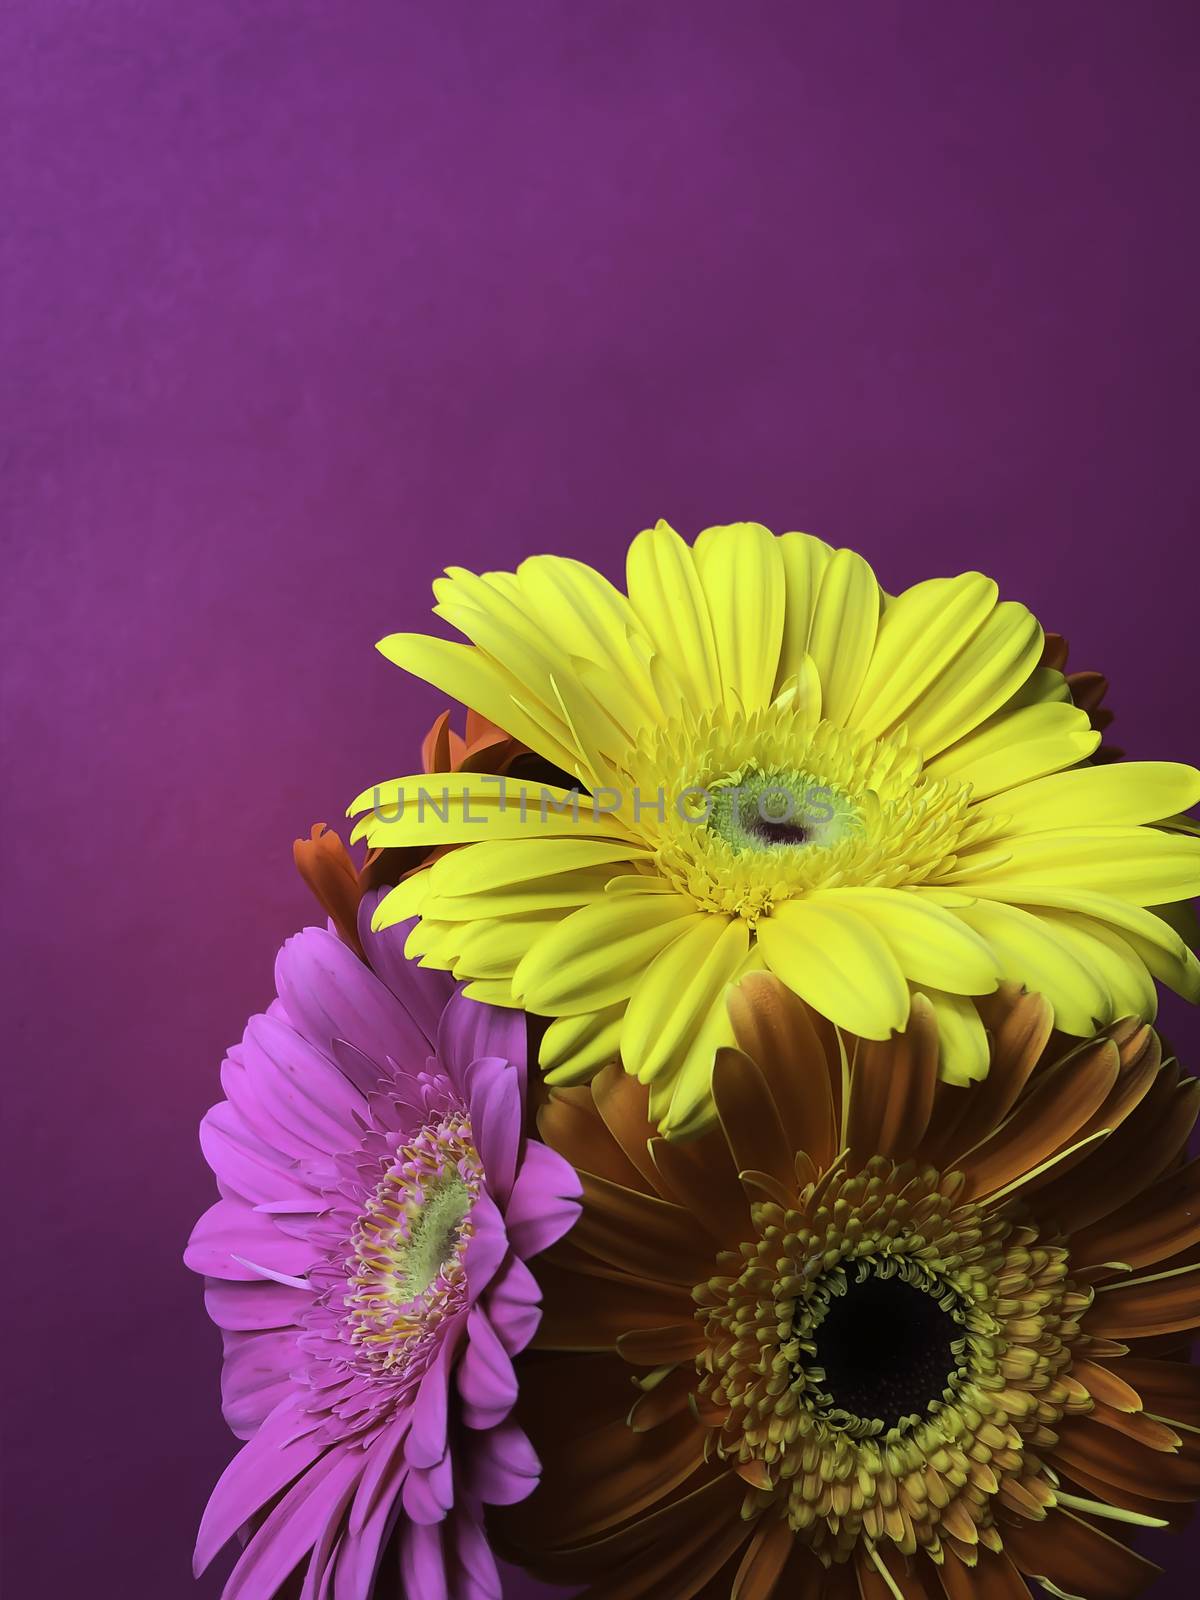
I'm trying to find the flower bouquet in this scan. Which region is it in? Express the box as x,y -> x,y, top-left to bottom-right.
188,521 -> 1200,1599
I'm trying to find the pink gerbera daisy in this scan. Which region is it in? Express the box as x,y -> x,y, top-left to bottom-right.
185,891 -> 581,1599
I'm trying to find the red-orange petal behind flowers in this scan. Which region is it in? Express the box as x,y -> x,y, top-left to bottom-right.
294,708 -> 536,955
497,976 -> 1200,1600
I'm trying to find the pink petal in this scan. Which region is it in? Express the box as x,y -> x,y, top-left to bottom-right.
466,1056 -> 521,1204
219,1329 -> 298,1441
199,1101 -> 314,1208
463,1417 -> 541,1507
482,1252 -> 543,1357
457,1305 -> 517,1430
203,1278 -> 311,1332
185,1198 -> 316,1282
223,1444 -> 362,1600
194,1399 -> 323,1575
503,1140 -> 581,1260
401,1447 -> 454,1525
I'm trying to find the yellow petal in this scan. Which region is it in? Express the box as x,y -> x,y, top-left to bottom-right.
805,548 -> 880,726
452,912 -> 562,979
373,869 -> 431,925
900,601 -> 1044,757
543,663 -> 639,778
348,771 -> 629,849
921,988 -> 990,1085
374,631 -> 577,772
693,522 -> 785,714
622,916 -> 750,1084
540,1003 -> 626,1085
1037,913 -> 1158,1025
973,762 -> 1200,832
810,888 -> 1000,995
772,652 -> 823,728
925,701 -> 1099,799
774,531 -> 833,696
954,900 -> 1111,1035
432,566 -> 563,690
603,871 -> 688,897
849,572 -> 1000,740
625,520 -> 721,712
950,827 -> 1200,906
461,978 -> 519,1004
659,944 -> 764,1139
513,890 -> 700,1015
426,836 -> 644,897
756,898 -> 909,1039
568,655 -> 660,764
428,866 -> 622,922
400,916 -> 459,963
517,554 -> 653,696
1002,663 -> 1072,710
996,891 -> 1199,1001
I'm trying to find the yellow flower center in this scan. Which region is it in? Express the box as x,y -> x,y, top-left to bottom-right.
619,704 -> 989,924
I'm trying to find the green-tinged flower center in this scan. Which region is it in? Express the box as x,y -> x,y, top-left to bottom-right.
624,706 -> 989,923
707,768 -> 862,854
346,1113 -> 480,1369
392,1174 -> 472,1298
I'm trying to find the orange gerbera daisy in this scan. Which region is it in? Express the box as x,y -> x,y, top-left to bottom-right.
498,976 -> 1200,1600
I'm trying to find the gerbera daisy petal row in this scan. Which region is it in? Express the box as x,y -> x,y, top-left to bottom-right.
349,519 -> 1200,1134
496,973 -> 1200,1600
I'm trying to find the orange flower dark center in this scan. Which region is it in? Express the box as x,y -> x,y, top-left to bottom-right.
806,1272 -> 962,1433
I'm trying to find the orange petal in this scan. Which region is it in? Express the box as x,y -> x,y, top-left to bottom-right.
1052,1455 -> 1195,1529
628,1366 -> 694,1434
999,1506 -> 1162,1599
958,1037 -> 1119,1203
730,1514 -> 794,1600
727,972 -> 839,1166
292,823 -> 366,956
534,1258 -> 692,1349
856,1545 -> 931,1599
503,1469 -> 745,1599
592,1061 -> 674,1196
538,1086 -> 653,1193
617,1322 -> 707,1366
521,1407 -> 707,1546
572,1171 -> 709,1283
420,709 -> 455,773
847,993 -> 939,1161
1072,1157 -> 1200,1272
1051,1415 -> 1200,1502
1086,1262 -> 1200,1339
1086,1397 -> 1182,1451
712,1048 -> 797,1198
649,1128 -> 747,1247
921,986 -> 1052,1168
936,1547 -> 1030,1600
1071,1358 -> 1144,1414
1027,1066 -> 1199,1234
1114,1357 -> 1200,1428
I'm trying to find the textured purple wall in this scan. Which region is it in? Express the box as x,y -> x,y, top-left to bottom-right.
3,2 -> 1198,1595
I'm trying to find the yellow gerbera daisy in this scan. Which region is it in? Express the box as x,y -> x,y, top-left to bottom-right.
349,521 -> 1200,1136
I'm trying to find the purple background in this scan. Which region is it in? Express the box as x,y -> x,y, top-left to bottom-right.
3,2 -> 1199,1595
